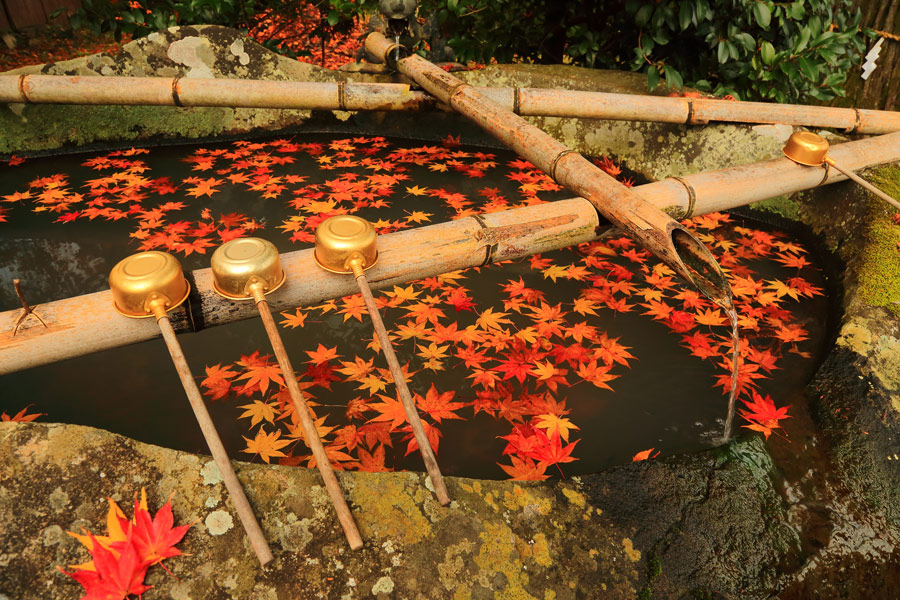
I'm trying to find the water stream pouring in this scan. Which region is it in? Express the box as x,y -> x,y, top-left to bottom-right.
108,251 -> 273,566
313,215 -> 451,506
783,131 -> 900,212
210,238 -> 364,550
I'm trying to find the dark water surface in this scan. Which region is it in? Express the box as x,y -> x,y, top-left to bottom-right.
0,134 -> 830,479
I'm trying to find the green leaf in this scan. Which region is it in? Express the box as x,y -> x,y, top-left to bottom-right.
648,66 -> 660,91
790,2 -> 805,20
679,1 -> 693,30
327,10 -> 340,26
760,41 -> 775,65
796,56 -> 819,80
735,33 -> 755,52
794,27 -> 811,53
663,64 -> 683,89
635,5 -> 653,27
717,40 -> 728,63
753,2 -> 771,28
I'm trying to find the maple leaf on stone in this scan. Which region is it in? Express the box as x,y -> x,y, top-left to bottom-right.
499,456 -> 550,481
126,498 -> 192,566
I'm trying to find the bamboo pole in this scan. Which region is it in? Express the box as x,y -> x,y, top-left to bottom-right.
2,74 -> 899,134
254,295 -> 364,549
365,32 -> 732,308
3,130 -> 900,374
352,261 -> 451,506
154,307 -> 274,566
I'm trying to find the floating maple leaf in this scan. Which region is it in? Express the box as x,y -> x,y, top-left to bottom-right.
739,391 -> 791,439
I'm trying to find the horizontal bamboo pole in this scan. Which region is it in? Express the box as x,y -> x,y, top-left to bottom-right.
1,74 -> 899,134
3,130 -> 898,375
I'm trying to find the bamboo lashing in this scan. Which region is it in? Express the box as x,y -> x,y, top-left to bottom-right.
4,129 -> 900,375
365,32 -> 732,309
1,74 -> 899,134
209,237 -> 364,549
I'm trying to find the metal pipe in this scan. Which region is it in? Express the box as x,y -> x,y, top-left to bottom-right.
3,130 -> 900,374
364,32 -> 731,308
2,74 -> 899,134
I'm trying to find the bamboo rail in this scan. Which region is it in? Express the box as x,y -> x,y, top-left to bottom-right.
365,32 -> 732,308
2,74 -> 899,134
3,129 -> 898,375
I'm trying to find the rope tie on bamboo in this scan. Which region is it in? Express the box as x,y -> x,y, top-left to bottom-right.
337,81 -> 347,111
684,99 -> 695,125
471,213 -> 496,266
844,108 -> 861,134
17,74 -> 29,103
670,176 -> 697,219
549,149 -> 577,182
171,76 -> 184,107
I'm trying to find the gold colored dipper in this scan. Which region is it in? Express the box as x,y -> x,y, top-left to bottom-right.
210,238 -> 363,550
109,251 -> 273,567
314,216 -> 450,506
783,131 -> 900,212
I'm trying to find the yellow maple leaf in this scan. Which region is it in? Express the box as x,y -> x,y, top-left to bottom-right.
534,413 -> 580,442
542,264 -> 568,282
237,400 -> 277,427
476,307 -> 511,331
242,428 -> 292,463
405,185 -> 430,196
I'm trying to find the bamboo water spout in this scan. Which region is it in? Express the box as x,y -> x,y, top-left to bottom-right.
4,129 -> 900,374
313,216 -> 451,506
210,237 -> 364,550
107,251 -> 273,566
365,31 -> 731,308
2,74 -> 900,134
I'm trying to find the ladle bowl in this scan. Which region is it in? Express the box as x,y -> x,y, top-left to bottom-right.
314,215 -> 379,274
783,131 -> 829,166
109,251 -> 190,318
210,237 -> 285,300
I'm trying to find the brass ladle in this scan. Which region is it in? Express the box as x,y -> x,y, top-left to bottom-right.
210,237 -> 363,550
314,215 -> 451,506
783,131 -> 900,212
108,251 -> 273,567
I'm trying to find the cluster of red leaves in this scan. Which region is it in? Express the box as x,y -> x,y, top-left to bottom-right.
247,4 -> 367,69
60,489 -> 192,600
2,135 -> 822,478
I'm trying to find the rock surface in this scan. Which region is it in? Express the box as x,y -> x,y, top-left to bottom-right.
1,422 -> 798,599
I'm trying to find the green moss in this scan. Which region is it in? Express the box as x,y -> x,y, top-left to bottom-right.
857,165 -> 900,318
0,104 -> 232,154
749,195 -> 801,220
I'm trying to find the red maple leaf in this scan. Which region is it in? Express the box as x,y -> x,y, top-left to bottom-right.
63,531 -> 151,599
126,499 -> 192,566
739,390 -> 791,439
